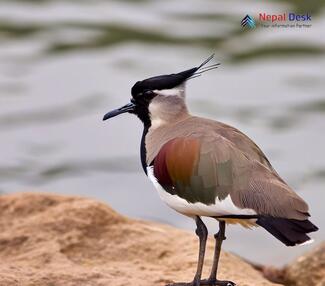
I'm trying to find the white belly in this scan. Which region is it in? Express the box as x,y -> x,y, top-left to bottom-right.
147,166 -> 256,217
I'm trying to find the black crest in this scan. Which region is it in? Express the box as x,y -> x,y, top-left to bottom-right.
131,54 -> 219,97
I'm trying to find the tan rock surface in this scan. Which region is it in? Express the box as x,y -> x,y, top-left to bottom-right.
0,193 -> 278,286
283,242 -> 325,286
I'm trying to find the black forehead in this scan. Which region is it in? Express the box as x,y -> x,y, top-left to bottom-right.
131,67 -> 196,97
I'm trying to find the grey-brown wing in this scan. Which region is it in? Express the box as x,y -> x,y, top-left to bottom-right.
199,135 -> 309,220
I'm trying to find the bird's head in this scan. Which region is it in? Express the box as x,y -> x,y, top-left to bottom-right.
103,54 -> 219,128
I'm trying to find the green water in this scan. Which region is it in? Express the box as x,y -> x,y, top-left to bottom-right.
0,0 -> 324,265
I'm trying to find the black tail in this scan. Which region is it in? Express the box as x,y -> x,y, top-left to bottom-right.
256,216 -> 318,246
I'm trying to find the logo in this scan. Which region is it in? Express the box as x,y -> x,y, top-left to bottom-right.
240,13 -> 312,29
259,13 -> 311,22
258,12 -> 312,28
241,15 -> 256,28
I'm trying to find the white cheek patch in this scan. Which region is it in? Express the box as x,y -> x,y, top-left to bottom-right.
150,118 -> 166,129
148,101 -> 167,128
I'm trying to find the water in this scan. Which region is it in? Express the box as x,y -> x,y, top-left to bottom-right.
0,0 -> 324,266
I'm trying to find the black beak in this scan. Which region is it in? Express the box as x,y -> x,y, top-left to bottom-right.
103,102 -> 136,121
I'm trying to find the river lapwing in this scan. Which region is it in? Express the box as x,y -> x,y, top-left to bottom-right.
103,55 -> 318,286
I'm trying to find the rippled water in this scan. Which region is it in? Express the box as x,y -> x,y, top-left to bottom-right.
0,0 -> 324,266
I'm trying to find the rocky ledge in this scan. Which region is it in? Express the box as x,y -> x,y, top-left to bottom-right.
0,193 -> 323,286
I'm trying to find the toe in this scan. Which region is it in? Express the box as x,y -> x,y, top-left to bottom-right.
216,280 -> 236,286
200,279 -> 236,286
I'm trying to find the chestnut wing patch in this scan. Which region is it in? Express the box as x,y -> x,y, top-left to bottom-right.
153,137 -> 219,205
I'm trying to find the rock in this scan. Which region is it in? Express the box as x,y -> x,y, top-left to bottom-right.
283,242 -> 325,286
0,192 -> 278,286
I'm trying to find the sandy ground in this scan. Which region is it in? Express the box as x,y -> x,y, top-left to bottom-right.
0,193 -> 322,286
283,242 -> 325,286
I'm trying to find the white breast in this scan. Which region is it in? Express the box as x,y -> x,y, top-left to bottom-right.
147,166 -> 256,217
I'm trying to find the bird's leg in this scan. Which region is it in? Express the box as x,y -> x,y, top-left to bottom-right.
192,216 -> 208,285
201,221 -> 235,286
166,216 -> 208,286
209,221 -> 226,281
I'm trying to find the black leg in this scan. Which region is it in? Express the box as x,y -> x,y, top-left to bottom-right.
166,216 -> 208,286
209,221 -> 226,280
193,216 -> 208,285
201,221 -> 235,286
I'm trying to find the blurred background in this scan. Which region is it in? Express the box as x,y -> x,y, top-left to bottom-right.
0,0 -> 324,266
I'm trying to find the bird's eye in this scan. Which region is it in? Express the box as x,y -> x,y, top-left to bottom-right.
131,98 -> 136,104
144,90 -> 154,97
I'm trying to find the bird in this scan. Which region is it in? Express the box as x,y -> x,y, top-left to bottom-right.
102,55 -> 318,286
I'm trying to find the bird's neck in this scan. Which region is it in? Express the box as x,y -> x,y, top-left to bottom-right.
148,99 -> 190,130
150,111 -> 190,129
140,106 -> 190,175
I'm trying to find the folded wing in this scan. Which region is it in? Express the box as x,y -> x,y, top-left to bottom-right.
152,135 -> 309,220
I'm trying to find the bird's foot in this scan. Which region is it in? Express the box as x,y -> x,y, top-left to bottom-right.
166,279 -> 235,286
201,278 -> 236,286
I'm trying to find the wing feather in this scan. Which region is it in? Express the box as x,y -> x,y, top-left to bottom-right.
151,133 -> 309,220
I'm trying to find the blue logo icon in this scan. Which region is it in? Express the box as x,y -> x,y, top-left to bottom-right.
241,15 -> 256,28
